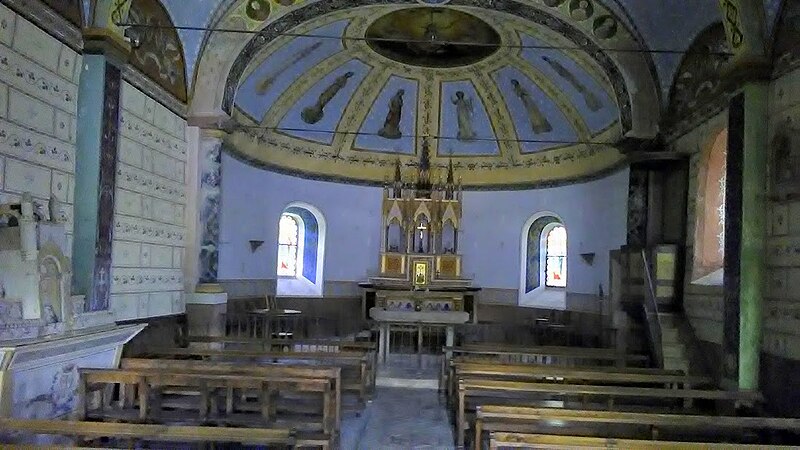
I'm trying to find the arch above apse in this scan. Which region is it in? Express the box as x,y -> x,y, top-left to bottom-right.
772,0 -> 800,78
518,211 -> 565,295
127,0 -> 188,102
663,23 -> 733,139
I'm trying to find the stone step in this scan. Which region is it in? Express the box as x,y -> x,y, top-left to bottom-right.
662,343 -> 685,358
657,312 -> 679,327
663,356 -> 689,372
661,327 -> 680,343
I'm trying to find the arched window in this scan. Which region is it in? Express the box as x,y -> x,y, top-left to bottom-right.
692,129 -> 727,285
545,225 -> 567,288
277,214 -> 301,276
520,214 -> 567,308
276,203 -> 326,297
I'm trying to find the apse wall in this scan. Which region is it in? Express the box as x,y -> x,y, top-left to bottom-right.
218,152 -> 628,306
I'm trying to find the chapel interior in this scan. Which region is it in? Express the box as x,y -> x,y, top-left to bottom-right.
0,0 -> 799,448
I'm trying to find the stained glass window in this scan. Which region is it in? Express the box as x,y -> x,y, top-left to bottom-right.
277,214 -> 299,276
545,225 -> 567,288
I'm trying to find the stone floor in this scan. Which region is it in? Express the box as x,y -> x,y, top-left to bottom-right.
341,387 -> 455,450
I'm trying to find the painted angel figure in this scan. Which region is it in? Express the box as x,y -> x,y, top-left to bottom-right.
452,91 -> 476,141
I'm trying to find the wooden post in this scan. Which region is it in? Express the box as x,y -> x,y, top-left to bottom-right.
458,387 -> 466,448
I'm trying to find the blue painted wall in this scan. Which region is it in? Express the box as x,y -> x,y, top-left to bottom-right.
220,153 -> 628,295
285,206 -> 319,283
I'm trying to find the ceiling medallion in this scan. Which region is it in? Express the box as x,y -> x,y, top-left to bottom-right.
365,7 -> 501,68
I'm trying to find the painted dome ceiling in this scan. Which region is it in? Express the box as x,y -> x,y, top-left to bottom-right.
228,2 -> 637,188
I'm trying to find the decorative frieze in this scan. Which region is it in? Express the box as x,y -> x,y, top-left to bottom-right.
0,115 -> 77,169
114,216 -> 186,247
110,268 -> 183,294
0,46 -> 79,114
120,111 -> 186,161
116,163 -> 186,204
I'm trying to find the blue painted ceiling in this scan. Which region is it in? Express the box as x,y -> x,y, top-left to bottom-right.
76,1 -> 783,99
232,14 -> 621,158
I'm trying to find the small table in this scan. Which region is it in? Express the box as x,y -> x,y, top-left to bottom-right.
369,307 -> 470,364
247,308 -> 303,338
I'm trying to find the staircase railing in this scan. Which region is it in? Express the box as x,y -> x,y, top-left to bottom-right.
640,249 -> 664,368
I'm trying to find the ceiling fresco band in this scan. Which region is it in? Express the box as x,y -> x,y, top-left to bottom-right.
223,0 -> 633,131
226,3 -> 628,187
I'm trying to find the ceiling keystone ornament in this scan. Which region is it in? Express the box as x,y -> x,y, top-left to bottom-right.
218,1 -> 659,189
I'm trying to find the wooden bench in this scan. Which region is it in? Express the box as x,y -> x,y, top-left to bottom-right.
187,335 -> 378,389
456,378 -> 764,447
120,357 -> 342,429
488,432 -> 799,449
142,347 -> 372,404
0,418 -> 295,447
444,344 -> 648,366
475,405 -> 800,449
439,357 -> 696,399
447,361 -> 711,401
76,368 -> 335,447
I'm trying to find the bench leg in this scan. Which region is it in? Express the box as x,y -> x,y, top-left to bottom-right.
474,418 -> 482,450
138,378 -> 149,422
457,390 -> 466,448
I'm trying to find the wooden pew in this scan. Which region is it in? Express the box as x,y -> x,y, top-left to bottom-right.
142,347 -> 371,403
120,357 -> 342,429
187,335 -> 378,391
441,357 -> 696,400
444,344 -> 648,366
448,361 -> 711,400
455,378 -> 764,447
76,368 -> 335,446
0,418 -> 295,447
488,432 -> 799,449
475,405 -> 800,449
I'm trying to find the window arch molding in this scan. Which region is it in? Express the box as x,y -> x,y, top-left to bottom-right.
276,202 -> 327,297
518,211 -> 568,307
691,128 -> 727,285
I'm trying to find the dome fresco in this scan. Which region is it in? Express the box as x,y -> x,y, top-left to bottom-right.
228,3 -> 637,188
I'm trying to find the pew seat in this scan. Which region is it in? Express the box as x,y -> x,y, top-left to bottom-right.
475,405 -> 800,449
0,418 -> 295,447
488,432 -> 799,449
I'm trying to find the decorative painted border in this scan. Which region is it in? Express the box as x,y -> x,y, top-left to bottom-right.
222,143 -> 628,191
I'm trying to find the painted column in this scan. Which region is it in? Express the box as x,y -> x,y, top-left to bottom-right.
197,129 -> 225,286
72,35 -> 128,311
738,83 -> 768,391
185,129 -> 227,327
718,0 -> 769,391
626,167 -> 649,247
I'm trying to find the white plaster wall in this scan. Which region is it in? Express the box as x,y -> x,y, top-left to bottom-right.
0,5 -> 80,253
220,154 -> 629,300
110,82 -> 188,321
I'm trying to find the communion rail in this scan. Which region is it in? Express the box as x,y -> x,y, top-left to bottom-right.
223,312 -> 349,340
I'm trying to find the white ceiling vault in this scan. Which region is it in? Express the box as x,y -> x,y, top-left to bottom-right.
156,0 -> 784,98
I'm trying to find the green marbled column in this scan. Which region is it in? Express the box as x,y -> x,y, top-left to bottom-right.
738,81 -> 768,391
